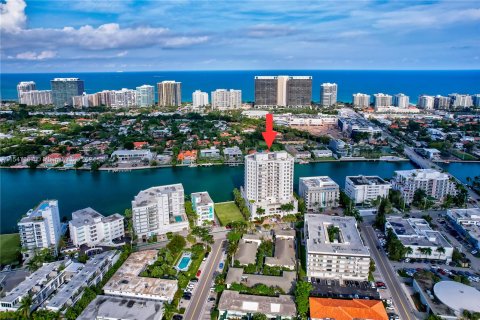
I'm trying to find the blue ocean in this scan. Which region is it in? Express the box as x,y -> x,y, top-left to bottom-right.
1,70 -> 479,103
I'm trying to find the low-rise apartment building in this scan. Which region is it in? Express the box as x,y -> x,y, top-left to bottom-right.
191,191 -> 214,225
345,175 -> 392,204
385,217 -> 453,262
218,290 -> 296,320
446,208 -> 480,250
299,176 -> 340,211
392,169 -> 457,204
111,149 -> 153,163
69,207 -> 125,247
132,184 -> 189,240
18,200 -> 62,258
304,214 -> 371,281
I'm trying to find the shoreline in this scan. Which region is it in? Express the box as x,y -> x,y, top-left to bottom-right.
0,157 -> 417,172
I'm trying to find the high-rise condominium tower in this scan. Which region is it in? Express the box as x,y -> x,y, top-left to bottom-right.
254,76 -> 312,107
418,95 -> 434,110
157,81 -> 181,107
192,90 -> 209,107
211,89 -> 242,109
242,151 -> 298,219
50,78 -> 85,108
17,81 -> 36,100
320,83 -> 337,107
136,85 -> 155,107
373,93 -> 392,108
352,93 -> 370,108
393,93 -> 410,108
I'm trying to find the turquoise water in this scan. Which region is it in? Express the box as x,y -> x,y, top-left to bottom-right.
174,216 -> 183,223
176,254 -> 192,271
2,161 -> 478,234
2,70 -> 479,103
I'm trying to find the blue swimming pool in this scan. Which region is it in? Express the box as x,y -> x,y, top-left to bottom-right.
175,252 -> 192,271
174,216 -> 183,222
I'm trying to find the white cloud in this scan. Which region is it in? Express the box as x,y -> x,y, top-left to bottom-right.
14,50 -> 57,60
246,24 -> 298,38
0,0 -> 26,32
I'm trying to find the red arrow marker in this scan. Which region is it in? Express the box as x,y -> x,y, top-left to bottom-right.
262,113 -> 277,150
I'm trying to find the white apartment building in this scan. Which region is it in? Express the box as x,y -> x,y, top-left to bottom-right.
132,184 -> 189,240
345,175 -> 392,204
19,90 -> 52,106
191,192 -> 215,225
449,93 -> 473,108
304,214 -> 371,281
0,260 -> 68,312
211,89 -> 242,109
392,169 -> 457,204
393,93 -> 409,108
111,149 -> 153,163
69,207 -> 125,247
386,217 -> 453,262
352,93 -> 370,108
17,81 -> 36,100
418,95 -> 435,110
111,88 -> 137,108
299,176 -> 340,211
18,200 -> 62,257
373,93 -> 393,108
320,83 -> 337,107
136,85 -> 155,107
242,151 -> 298,219
192,90 -> 209,107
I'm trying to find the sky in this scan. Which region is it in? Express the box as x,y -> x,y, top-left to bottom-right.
1,0 -> 479,73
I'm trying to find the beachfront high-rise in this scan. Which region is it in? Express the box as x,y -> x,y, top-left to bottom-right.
19,90 -> 53,106
393,93 -> 409,108
211,89 -> 242,109
352,93 -> 370,108
136,85 -> 155,107
132,184 -> 189,240
320,83 -> 337,107
18,200 -> 62,257
418,95 -> 435,110
50,78 -> 85,108
392,169 -> 457,204
157,81 -> 181,107
242,151 -> 298,219
16,81 -> 36,100
192,90 -> 209,107
434,95 -> 451,110
254,75 -> 312,107
373,93 -> 393,108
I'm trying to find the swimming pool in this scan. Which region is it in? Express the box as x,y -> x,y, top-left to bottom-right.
175,252 -> 192,271
174,215 -> 183,222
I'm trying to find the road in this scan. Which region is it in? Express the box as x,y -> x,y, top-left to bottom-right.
360,223 -> 415,320
184,239 -> 225,320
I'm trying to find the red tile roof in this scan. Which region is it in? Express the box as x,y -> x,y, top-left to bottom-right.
309,298 -> 388,320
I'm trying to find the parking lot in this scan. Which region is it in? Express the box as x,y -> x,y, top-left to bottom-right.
310,278 -> 381,300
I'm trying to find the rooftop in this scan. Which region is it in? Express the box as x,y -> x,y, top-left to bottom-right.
346,175 -> 390,186
394,168 -> 449,180
305,214 -> 370,256
386,217 -> 452,248
191,191 -> 213,207
70,207 -> 103,227
132,184 -> 184,208
19,200 -> 57,224
218,290 -> 296,317
77,295 -> 164,320
103,250 -> 177,301
434,281 -> 480,313
265,237 -> 296,269
300,176 -> 339,189
309,297 -> 388,320
235,241 -> 259,265
245,151 -> 292,162
225,267 -> 296,293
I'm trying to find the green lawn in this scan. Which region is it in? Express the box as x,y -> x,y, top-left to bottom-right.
0,233 -> 21,266
451,150 -> 477,161
215,202 -> 245,226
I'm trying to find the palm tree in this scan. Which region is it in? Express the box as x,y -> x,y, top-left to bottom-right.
436,247 -> 446,260
405,247 -> 413,257
425,247 -> 432,258
19,295 -> 33,319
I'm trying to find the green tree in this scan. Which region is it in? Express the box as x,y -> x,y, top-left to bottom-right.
18,295 -> 33,319
295,281 -> 313,320
252,313 -> 268,320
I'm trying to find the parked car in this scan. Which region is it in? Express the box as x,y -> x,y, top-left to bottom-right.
196,270 -> 202,277
219,262 -> 224,269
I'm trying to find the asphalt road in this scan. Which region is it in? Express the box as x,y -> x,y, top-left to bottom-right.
184,239 -> 225,320
361,223 -> 415,320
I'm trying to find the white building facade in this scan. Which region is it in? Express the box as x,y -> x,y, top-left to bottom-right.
392,169 -> 457,204
242,151 -> 298,219
191,192 -> 215,225
345,175 -> 392,204
132,184 -> 189,240
393,93 -> 409,108
18,200 -> 62,257
373,93 -> 393,108
136,85 -> 155,107
320,83 -> 337,107
192,90 -> 209,107
211,89 -> 242,109
69,207 -> 125,247
299,176 -> 339,211
19,90 -> 53,106
418,95 -> 435,110
352,93 -> 370,108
